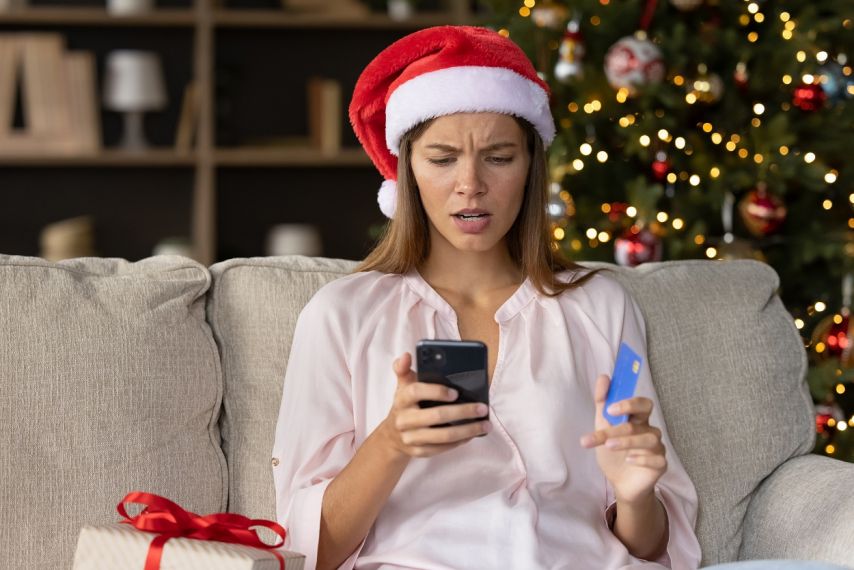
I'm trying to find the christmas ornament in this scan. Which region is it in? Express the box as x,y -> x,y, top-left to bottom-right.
606,202 -> 629,223
554,18 -> 585,82
733,61 -> 749,91
614,223 -> 662,267
810,274 -> 854,367
715,192 -> 766,261
604,33 -> 665,95
818,62 -> 853,103
687,64 -> 723,104
669,0 -> 703,10
815,401 -> 845,435
737,182 -> 787,237
792,81 -> 827,111
546,181 -> 576,226
650,151 -> 670,182
531,0 -> 568,29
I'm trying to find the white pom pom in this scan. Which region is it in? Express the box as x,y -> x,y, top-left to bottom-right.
377,179 -> 397,219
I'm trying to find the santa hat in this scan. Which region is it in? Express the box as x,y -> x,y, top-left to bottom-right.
348,25 -> 556,219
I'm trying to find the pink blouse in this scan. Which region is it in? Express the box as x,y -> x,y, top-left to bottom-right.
272,268 -> 702,570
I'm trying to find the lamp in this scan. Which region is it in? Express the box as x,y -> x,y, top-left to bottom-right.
103,50 -> 167,150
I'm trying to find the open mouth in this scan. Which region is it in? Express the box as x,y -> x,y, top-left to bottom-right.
454,213 -> 490,220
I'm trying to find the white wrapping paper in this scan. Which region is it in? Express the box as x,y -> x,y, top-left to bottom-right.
72,523 -> 305,570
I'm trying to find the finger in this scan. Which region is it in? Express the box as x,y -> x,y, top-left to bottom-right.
580,421 -> 640,448
396,402 -> 488,431
401,420 -> 492,447
606,397 -> 654,424
393,353 -> 416,385
400,382 -> 459,408
593,374 -> 609,407
625,453 -> 668,470
603,432 -> 663,452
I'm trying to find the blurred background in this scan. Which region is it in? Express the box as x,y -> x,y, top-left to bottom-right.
0,0 -> 852,461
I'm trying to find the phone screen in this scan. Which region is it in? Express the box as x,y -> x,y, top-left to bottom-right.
416,339 -> 489,427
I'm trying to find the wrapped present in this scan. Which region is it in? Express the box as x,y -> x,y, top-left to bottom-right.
72,492 -> 304,570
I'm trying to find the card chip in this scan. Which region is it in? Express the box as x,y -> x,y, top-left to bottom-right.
632,360 -> 640,374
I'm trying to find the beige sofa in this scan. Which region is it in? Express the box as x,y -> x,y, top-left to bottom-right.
1,254 -> 852,569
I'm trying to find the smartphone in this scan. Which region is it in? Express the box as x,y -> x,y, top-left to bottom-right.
415,339 -> 489,428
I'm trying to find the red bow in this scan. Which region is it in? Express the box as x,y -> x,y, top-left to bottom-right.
118,491 -> 288,570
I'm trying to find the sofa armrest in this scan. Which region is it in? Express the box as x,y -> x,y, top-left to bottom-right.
739,454 -> 854,566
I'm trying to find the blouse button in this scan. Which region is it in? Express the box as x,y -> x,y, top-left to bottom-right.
271,457 -> 280,467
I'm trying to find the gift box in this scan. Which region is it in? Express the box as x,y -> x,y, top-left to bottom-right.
72,492 -> 305,570
72,523 -> 305,570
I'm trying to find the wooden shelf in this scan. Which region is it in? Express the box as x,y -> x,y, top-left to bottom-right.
215,146 -> 372,167
212,10 -> 478,29
0,7 -> 196,27
0,149 -> 197,167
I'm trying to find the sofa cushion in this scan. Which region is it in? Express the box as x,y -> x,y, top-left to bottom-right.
209,256 -> 813,565
207,255 -> 356,521
0,255 -> 227,569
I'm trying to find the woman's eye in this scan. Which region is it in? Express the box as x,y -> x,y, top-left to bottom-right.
489,156 -> 513,164
428,158 -> 454,165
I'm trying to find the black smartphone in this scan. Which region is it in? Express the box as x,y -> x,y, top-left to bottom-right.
416,339 -> 489,428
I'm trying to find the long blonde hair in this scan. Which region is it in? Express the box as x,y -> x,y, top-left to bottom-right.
354,116 -> 606,296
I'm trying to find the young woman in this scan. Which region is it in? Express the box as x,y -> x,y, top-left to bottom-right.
271,25 -> 699,570
272,25 -> 853,570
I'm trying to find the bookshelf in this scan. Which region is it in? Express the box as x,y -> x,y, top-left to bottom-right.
0,0 -> 484,264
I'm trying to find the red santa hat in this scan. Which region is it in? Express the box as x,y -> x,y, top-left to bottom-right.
348,25 -> 556,219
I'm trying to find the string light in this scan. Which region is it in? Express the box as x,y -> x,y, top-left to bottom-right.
616,88 -> 630,103
751,118 -> 761,127
747,2 -> 759,14
586,228 -> 598,239
626,206 -> 637,217
523,0 -> 535,7
782,74 -> 793,84
782,29 -> 793,40
817,51 -> 829,63
554,227 -> 565,240
726,141 -> 737,151
519,6 -> 531,17
710,167 -> 721,178
815,302 -> 827,312
667,172 -> 678,184
598,231 -> 610,242
705,247 -> 718,258
804,152 -> 816,163
580,143 -> 593,156
673,75 -> 685,86
702,123 -> 713,132
779,145 -> 789,155
754,154 -> 764,164
572,159 -> 585,170
837,383 -> 846,395
796,50 -> 807,62
596,150 -> 609,162
738,148 -> 749,159
825,171 -> 838,183
823,199 -> 833,210
685,93 -> 698,104
672,218 -> 684,230
780,11 -> 790,22
658,129 -> 670,141
794,318 -> 805,329
711,133 -> 723,144
803,73 -> 815,83
675,137 -> 686,149
694,235 -> 706,245
689,174 -> 701,186
753,103 -> 765,115
747,32 -> 759,43
657,212 -> 669,223
639,135 -> 651,147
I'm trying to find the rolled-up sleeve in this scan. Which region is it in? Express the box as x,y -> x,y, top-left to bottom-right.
272,289 -> 367,570
604,285 -> 703,569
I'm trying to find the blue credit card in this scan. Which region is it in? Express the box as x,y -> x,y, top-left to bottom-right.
603,342 -> 643,426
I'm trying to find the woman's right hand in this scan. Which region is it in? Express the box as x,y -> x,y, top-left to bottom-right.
381,352 -> 491,459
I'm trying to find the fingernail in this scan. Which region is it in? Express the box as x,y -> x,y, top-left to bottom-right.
476,403 -> 488,415
607,404 -> 619,415
605,439 -> 619,449
580,435 -> 594,447
625,456 -> 638,463
448,389 -> 458,399
483,421 -> 492,433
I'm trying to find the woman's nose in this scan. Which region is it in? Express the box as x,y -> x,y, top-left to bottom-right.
455,159 -> 485,195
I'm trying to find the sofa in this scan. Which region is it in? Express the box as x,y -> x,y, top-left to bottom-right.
1,253 -> 852,569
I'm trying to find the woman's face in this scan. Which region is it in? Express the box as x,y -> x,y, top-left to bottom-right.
410,112 -> 531,254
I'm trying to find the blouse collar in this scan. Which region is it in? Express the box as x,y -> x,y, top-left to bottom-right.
402,267 -> 536,325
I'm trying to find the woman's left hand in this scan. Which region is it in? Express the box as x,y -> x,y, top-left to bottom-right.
579,374 -> 667,504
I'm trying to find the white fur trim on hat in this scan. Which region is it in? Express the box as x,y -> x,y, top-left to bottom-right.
378,179 -> 398,219
385,66 -> 555,156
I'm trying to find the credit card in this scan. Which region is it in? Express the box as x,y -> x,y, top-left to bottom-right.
603,342 -> 643,426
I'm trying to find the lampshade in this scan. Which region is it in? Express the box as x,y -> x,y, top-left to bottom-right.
103,50 -> 167,112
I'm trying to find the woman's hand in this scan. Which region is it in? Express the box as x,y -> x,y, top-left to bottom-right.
380,352 -> 491,459
579,374 -> 666,504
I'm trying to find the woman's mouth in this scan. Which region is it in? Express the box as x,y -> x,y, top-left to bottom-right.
452,212 -> 492,234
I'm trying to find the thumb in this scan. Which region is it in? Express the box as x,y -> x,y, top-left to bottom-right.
393,352 -> 416,385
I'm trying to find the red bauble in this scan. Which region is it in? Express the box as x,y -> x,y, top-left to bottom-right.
651,158 -> 670,181
811,310 -> 853,367
792,82 -> 827,111
738,184 -> 786,237
614,225 -> 662,267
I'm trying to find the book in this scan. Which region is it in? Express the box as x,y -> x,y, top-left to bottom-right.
64,51 -> 101,152
307,77 -> 341,155
174,81 -> 198,152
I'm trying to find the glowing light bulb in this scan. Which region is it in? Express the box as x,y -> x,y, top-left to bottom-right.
580,143 -> 593,156
639,135 -> 651,147
596,150 -> 608,163
753,103 -> 765,115
804,152 -> 816,163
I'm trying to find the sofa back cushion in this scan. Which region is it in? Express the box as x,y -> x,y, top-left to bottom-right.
0,255 -> 226,569
207,256 -> 356,521
209,256 -> 813,565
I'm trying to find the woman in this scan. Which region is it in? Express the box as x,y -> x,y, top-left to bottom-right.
272,25 -> 696,570
272,26 -> 842,570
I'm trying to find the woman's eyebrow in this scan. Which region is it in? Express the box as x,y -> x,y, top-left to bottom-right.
424,142 -> 519,152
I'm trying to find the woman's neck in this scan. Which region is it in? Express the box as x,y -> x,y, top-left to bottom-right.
418,239 -> 523,298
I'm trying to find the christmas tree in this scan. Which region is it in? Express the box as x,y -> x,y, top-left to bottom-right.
477,0 -> 854,460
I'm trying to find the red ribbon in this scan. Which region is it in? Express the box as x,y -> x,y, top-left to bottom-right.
117,491 -> 288,570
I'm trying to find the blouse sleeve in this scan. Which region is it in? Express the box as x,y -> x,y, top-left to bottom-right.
603,284 -> 703,569
272,289 -> 367,570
